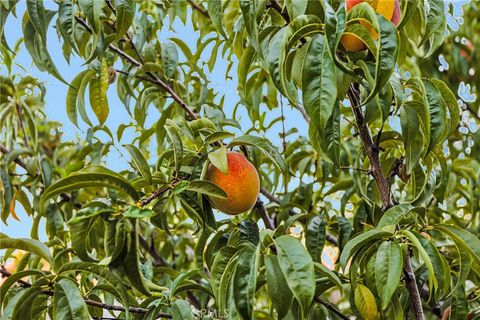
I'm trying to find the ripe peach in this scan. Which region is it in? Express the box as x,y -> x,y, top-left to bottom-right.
206,151 -> 260,215
341,0 -> 401,52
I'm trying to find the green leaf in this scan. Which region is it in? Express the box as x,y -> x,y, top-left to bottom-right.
22,9 -> 67,84
377,203 -> 414,228
89,60 -> 110,124
40,165 -> 139,208
123,144 -> 152,184
115,0 -> 134,40
400,105 -> 425,174
171,299 -> 194,320
66,70 -> 91,127
339,229 -> 392,269
375,241 -> 403,309
285,0 -> 308,19
228,135 -> 287,172
162,41 -> 178,79
302,34 -> 339,164
451,283 -> 468,320
429,78 -> 459,137
305,213 -> 326,263
58,261 -> 130,316
0,269 -> 46,307
78,0 -> 103,33
314,262 -> 343,290
417,234 -> 448,299
233,244 -> 259,319
57,0 -> 76,51
362,14 -> 399,105
239,0 -> 261,57
400,230 -> 438,291
0,234 -> 53,267
3,285 -> 43,320
186,180 -> 227,199
165,121 -> 183,174
321,0 -> 352,74
434,224 -> 480,267
0,165 -> 13,223
204,131 -> 234,146
354,284 -> 379,320
54,278 -> 90,320
275,235 -> 315,317
123,206 -> 155,218
207,0 -> 226,39
121,219 -> 151,296
265,255 -> 293,319
423,79 -> 447,154
211,246 -> 239,300
26,0 -> 46,41
421,0 -> 446,57
208,146 -> 228,175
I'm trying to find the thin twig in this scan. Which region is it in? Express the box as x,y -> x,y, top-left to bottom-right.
0,144 -> 28,171
339,166 -> 372,174
187,0 -> 209,17
139,185 -> 171,207
255,199 -> 276,230
139,235 -> 169,267
15,103 -> 30,148
316,297 -> 349,320
267,0 -> 290,23
0,265 -> 172,319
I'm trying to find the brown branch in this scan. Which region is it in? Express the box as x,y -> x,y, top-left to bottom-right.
267,0 -> 290,23
187,0 -> 209,17
260,187 -> 280,204
347,84 -> 392,210
0,144 -> 28,171
403,249 -> 425,320
139,185 -> 171,207
339,166 -> 372,174
139,235 -> 169,267
0,265 -> 172,319
15,103 -> 30,148
255,199 -> 276,230
316,297 -> 349,320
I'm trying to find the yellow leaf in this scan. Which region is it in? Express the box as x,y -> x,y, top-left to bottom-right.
89,60 -> 109,124
355,284 -> 379,320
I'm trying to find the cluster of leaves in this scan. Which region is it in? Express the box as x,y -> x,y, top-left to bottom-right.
0,0 -> 479,319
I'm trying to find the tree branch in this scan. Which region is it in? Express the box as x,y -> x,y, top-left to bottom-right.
187,0 -> 209,17
139,235 -> 169,267
316,297 -> 349,320
0,144 -> 28,171
255,199 -> 276,230
15,103 -> 30,148
267,0 -> 290,23
347,84 -> 392,210
0,265 -> 172,319
403,249 -> 425,320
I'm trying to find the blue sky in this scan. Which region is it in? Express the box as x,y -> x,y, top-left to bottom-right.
0,1 -> 471,240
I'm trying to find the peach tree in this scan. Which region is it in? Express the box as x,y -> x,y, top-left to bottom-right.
0,0 -> 479,319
